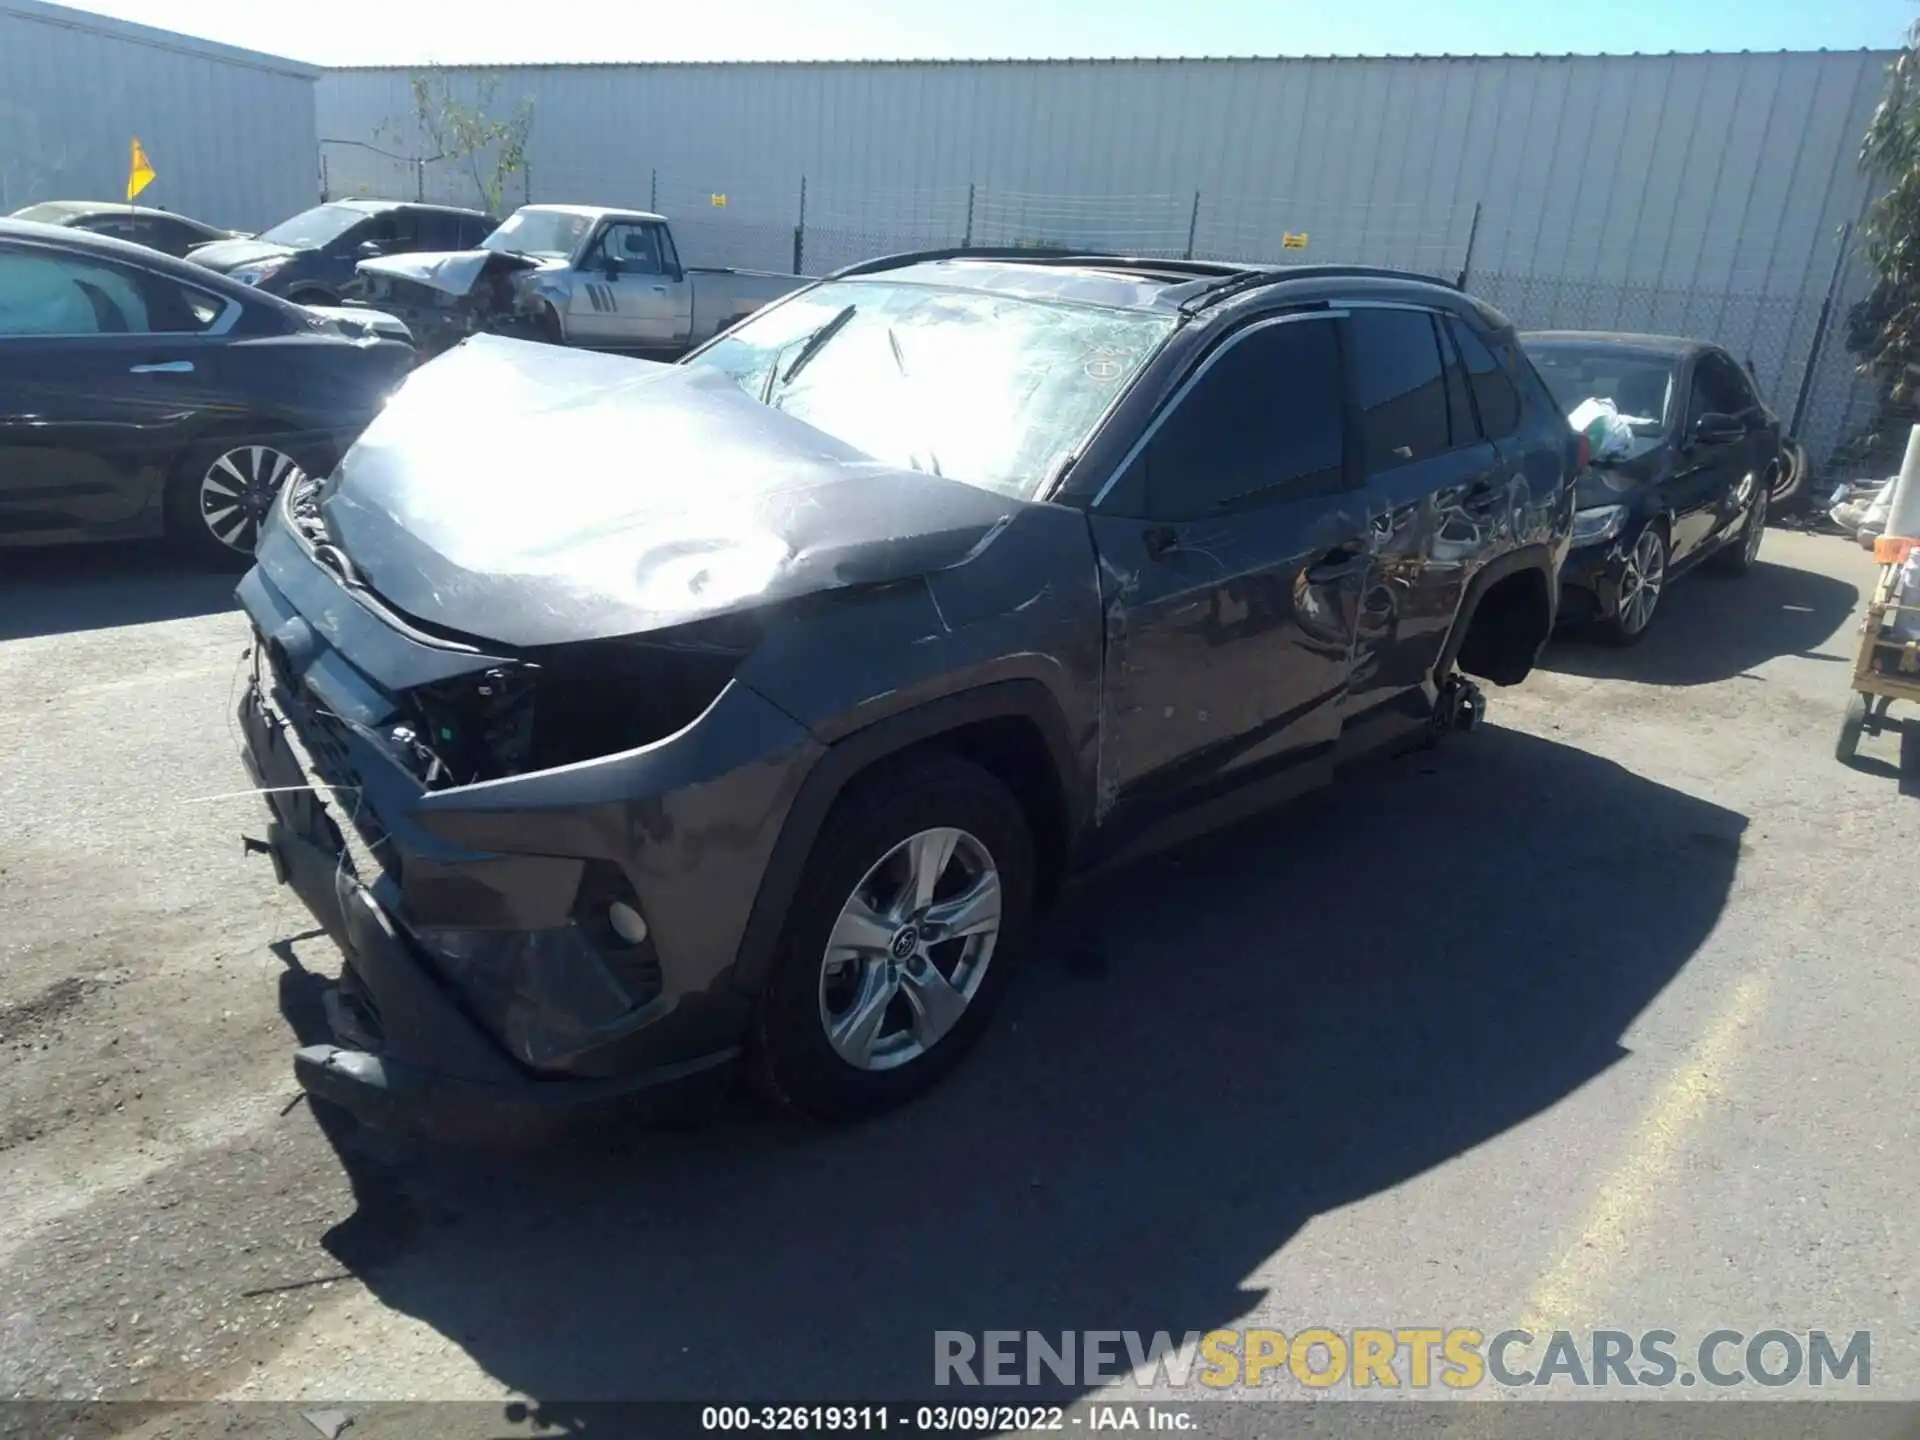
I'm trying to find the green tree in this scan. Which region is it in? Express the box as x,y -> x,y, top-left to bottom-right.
407,70 -> 536,215
1852,20 -> 1920,402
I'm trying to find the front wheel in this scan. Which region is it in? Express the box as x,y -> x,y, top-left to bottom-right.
1597,522 -> 1668,646
164,439 -> 312,567
750,753 -> 1035,1121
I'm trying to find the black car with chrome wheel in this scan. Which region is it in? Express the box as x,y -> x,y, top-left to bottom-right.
1524,331 -> 1782,645
0,219 -> 414,566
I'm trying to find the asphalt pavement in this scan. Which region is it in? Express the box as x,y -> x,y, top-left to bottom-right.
0,526 -> 1913,1433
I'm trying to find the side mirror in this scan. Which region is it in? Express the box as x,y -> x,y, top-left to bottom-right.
602,253 -> 623,279
1690,412 -> 1745,446
357,239 -> 388,258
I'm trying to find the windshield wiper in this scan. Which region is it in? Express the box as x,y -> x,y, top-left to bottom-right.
778,304 -> 857,389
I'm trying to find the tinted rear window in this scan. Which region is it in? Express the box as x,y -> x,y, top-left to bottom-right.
1453,321 -> 1523,438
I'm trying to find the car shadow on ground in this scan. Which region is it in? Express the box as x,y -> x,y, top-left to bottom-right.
0,542 -> 239,642
1542,556 -> 1860,687
280,723 -> 1745,1418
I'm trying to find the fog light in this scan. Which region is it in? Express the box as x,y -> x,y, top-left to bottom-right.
608,901 -> 649,945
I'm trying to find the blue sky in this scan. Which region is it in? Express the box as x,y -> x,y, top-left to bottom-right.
70,0 -> 1917,67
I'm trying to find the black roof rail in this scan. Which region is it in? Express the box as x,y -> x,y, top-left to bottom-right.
1177,263 -> 1464,315
823,246 -> 1252,282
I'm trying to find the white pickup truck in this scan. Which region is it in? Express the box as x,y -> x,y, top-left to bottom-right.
350,204 -> 812,357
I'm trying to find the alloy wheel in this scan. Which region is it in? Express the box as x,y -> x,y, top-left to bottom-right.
1618,526 -> 1666,636
199,444 -> 304,555
817,826 -> 1003,1072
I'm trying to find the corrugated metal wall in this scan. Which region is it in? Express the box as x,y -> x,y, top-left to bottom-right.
0,0 -> 318,232
317,50 -> 1896,461
318,51 -> 1889,293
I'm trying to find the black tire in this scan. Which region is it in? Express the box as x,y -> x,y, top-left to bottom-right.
1836,690 -> 1870,763
286,287 -> 338,306
163,437 -> 318,568
1596,520 -> 1669,647
750,751 -> 1035,1122
1711,481 -> 1768,576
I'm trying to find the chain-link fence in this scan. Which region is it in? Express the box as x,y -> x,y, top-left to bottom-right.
311,143 -> 1885,490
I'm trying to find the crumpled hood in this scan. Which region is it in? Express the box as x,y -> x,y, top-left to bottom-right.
188,236 -> 295,271
318,335 -> 1027,649
357,248 -> 545,299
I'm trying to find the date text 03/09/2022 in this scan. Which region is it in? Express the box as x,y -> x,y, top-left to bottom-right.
699,1404 -> 1194,1432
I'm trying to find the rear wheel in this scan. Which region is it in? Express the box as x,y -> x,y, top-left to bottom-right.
164,439 -> 311,567
1836,691 -> 1870,763
750,753 -> 1034,1121
1597,522 -> 1668,646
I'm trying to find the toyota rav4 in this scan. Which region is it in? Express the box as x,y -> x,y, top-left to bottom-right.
235,250 -> 1578,1139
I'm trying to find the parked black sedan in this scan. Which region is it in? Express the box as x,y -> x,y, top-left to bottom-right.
1524,331 -> 1782,644
9,201 -> 243,258
0,219 -> 415,564
186,199 -> 495,306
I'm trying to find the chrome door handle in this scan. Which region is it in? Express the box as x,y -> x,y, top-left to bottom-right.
651,286 -> 667,294
129,360 -> 193,374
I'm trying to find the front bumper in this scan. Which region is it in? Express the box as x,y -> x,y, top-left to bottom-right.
233,522 -> 827,1140
239,682 -> 738,1141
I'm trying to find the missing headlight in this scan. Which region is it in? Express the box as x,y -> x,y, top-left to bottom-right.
403,631 -> 747,786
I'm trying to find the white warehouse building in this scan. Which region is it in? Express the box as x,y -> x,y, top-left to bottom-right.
0,0 -> 1898,465
0,0 -> 319,232
315,49 -> 1895,462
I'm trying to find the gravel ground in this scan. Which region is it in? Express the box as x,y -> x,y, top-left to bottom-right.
0,526 -> 1914,1433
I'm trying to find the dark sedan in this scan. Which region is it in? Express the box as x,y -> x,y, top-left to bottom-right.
1525,331 -> 1782,644
9,201 -> 243,258
186,199 -> 495,306
0,219 -> 416,564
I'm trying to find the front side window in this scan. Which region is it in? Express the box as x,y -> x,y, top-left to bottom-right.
1691,353 -> 1756,421
1349,308 -> 1452,470
684,279 -> 1173,499
0,246 -> 225,336
1139,317 -> 1346,519
595,223 -> 664,274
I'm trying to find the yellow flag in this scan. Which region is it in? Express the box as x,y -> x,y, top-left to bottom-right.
126,138 -> 155,202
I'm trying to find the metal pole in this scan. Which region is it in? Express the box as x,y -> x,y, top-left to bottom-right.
964,182 -> 975,248
650,168 -> 658,213
1788,221 -> 1853,441
1456,201 -> 1483,290
416,158 -> 425,203
320,152 -> 329,203
794,175 -> 807,275
1184,191 -> 1200,261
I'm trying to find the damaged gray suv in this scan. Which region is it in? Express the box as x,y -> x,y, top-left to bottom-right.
236,250 -> 1578,1138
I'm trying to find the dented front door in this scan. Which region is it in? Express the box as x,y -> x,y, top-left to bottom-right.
1087,312 -> 1368,830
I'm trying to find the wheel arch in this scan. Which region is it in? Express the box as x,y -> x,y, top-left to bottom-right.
729,680 -> 1083,995
1439,543 -> 1560,687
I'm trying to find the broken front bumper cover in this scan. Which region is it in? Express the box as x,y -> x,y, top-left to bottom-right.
238,682 -> 737,1141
